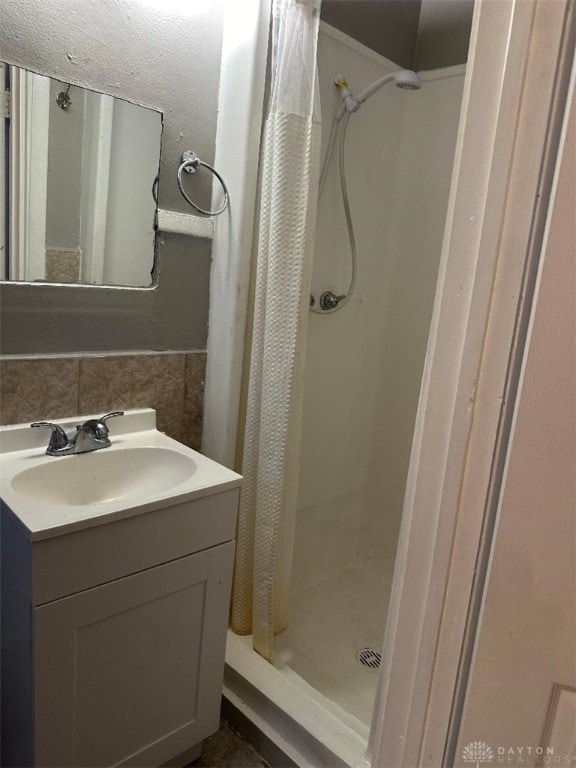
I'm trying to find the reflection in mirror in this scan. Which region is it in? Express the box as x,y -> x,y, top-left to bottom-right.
0,63 -> 162,287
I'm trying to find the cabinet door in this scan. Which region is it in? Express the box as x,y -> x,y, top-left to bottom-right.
34,542 -> 234,768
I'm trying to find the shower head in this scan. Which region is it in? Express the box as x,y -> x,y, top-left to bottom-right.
358,69 -> 422,103
393,70 -> 422,91
334,69 -> 422,119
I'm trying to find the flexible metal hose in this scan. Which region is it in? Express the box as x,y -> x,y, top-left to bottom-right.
311,110 -> 357,314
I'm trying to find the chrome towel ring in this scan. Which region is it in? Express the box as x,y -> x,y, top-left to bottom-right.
177,150 -> 229,216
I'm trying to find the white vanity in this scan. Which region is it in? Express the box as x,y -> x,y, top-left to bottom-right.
0,409 -> 241,768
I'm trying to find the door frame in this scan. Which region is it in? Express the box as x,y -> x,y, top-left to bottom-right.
370,1 -> 575,766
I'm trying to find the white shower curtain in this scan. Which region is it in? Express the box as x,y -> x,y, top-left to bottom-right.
231,0 -> 322,661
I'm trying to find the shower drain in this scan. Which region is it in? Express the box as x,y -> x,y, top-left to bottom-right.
357,648 -> 382,669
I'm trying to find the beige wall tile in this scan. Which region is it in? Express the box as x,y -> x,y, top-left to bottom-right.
79,354 -> 187,442
46,250 -> 81,283
0,352 -> 207,449
0,358 -> 80,425
183,353 -> 207,450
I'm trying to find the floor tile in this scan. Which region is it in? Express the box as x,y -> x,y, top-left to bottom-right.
189,721 -> 268,768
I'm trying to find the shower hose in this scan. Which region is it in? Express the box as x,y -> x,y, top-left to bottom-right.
310,110 -> 357,315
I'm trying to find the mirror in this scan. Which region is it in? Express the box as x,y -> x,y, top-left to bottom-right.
0,63 -> 162,287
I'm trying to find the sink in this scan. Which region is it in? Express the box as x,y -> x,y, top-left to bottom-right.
1,408 -> 242,767
11,446 -> 197,506
0,408 -> 242,540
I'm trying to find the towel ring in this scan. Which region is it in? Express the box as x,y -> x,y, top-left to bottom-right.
177,151 -> 229,216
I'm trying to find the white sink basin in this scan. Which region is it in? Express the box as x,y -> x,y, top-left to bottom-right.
10,446 -> 197,506
0,408 -> 242,540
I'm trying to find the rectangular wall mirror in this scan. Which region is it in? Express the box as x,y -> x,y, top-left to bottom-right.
0,63 -> 162,287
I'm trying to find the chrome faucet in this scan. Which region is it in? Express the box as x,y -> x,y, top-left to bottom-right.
31,412 -> 124,456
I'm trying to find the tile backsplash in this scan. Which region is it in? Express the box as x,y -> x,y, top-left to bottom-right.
0,352 -> 206,450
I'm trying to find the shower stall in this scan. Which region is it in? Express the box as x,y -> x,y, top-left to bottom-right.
207,7 -> 467,767
282,22 -> 466,726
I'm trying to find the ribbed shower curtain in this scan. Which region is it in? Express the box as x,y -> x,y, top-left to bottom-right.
231,0 -> 322,661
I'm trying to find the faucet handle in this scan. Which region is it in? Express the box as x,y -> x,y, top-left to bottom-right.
96,412 -> 125,435
100,412 -> 125,424
87,411 -> 124,440
31,422 -> 70,452
78,412 -> 125,441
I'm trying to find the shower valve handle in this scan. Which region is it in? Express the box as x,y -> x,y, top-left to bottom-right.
319,291 -> 346,311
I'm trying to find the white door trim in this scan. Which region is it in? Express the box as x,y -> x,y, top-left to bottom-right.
8,66 -> 49,281
80,91 -> 113,285
370,1 -> 574,766
202,0 -> 272,468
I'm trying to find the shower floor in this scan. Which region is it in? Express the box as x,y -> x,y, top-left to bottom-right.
274,562 -> 395,725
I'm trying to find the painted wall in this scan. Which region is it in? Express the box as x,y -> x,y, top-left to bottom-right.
320,0 -> 474,71
320,1 -> 422,70
0,233 -> 211,353
0,0 -> 223,353
415,0 -> 475,70
293,26 -> 465,594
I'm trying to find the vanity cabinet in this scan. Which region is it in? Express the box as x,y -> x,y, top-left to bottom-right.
1,487 -> 240,768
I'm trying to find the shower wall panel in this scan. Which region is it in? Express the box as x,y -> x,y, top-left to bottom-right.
360,67 -> 465,579
295,25 -> 465,596
295,28 -> 405,594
